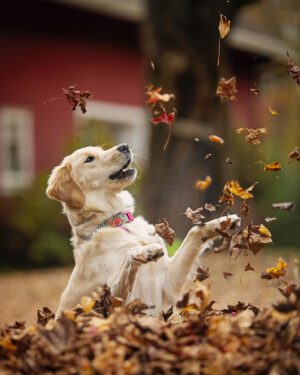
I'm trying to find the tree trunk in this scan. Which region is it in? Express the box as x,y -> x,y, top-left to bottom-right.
142,0 -> 256,236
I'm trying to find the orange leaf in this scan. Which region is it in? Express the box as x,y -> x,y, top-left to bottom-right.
195,176 -> 212,191
264,161 -> 282,171
208,135 -> 224,145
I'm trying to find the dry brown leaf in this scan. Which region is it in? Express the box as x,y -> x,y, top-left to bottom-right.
249,88 -> 260,95
155,218 -> 176,246
236,127 -> 267,145
230,224 -> 272,255
204,203 -> 216,212
176,292 -> 190,309
289,147 -> 300,161
241,200 -> 249,216
225,157 -> 235,164
218,14 -> 231,39
219,180 -> 256,206
217,14 -> 231,66
278,284 -> 297,298
264,161 -> 282,171
244,263 -> 255,272
63,85 -> 93,114
286,52 -> 300,88
216,77 -> 237,102
272,202 -> 295,211
183,207 -> 205,224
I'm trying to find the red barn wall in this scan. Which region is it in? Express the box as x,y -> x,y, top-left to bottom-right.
0,35 -> 144,171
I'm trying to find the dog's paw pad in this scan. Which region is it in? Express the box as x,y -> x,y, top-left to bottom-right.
145,248 -> 164,262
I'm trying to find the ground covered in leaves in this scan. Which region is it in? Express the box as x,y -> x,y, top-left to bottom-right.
1,282 -> 300,374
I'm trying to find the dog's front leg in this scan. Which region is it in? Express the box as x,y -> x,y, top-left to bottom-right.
110,243 -> 164,301
55,266 -> 97,319
166,215 -> 240,295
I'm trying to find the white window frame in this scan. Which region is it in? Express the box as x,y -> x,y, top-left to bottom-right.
74,100 -> 149,163
0,106 -> 35,195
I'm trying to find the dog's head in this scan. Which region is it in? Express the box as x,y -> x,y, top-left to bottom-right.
46,144 -> 137,209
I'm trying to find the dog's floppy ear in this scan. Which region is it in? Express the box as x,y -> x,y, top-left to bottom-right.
46,163 -> 85,209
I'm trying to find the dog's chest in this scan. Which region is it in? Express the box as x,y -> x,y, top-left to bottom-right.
79,216 -> 166,281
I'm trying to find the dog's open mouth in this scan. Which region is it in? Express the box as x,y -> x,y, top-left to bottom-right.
109,157 -> 135,180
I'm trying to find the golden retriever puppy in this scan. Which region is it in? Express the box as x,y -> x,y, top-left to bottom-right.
46,144 -> 240,317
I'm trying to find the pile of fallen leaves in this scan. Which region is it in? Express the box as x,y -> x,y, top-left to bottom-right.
1,284 -> 300,374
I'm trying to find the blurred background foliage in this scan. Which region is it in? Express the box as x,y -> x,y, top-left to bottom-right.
0,175 -> 72,270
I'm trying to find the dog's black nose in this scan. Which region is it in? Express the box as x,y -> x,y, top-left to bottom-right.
117,144 -> 130,153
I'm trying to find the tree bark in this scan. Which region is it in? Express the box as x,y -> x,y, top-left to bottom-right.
142,0 -> 256,236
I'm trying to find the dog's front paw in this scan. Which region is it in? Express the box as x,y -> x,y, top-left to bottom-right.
204,214 -> 241,234
132,244 -> 164,264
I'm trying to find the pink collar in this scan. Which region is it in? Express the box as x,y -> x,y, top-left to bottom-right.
81,212 -> 134,241
98,211 -> 135,229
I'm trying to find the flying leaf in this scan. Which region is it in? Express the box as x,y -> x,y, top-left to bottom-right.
162,306 -> 173,321
286,52 -> 300,88
230,224 -> 272,255
146,84 -> 175,104
63,85 -> 93,114
278,284 -> 297,298
208,135 -> 224,145
151,110 -> 175,125
155,219 -> 176,246
241,200 -> 249,216
268,106 -> 278,116
151,110 -> 175,150
264,161 -> 282,171
272,202 -> 295,211
204,203 -> 216,212
204,153 -> 212,160
265,217 -> 277,223
218,14 -> 231,39
289,147 -> 300,161
195,176 -> 212,191
236,127 -> 267,145
183,207 -> 205,224
244,263 -> 255,272
217,14 -> 231,66
176,292 -> 190,308
258,224 -> 272,238
216,77 -> 237,102
225,157 -> 235,164
263,258 -> 288,279
219,180 -> 256,206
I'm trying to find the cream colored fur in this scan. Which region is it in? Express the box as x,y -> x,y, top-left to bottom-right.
46,145 -> 240,318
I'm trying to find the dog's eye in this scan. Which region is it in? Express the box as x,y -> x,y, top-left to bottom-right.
84,156 -> 95,163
